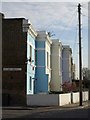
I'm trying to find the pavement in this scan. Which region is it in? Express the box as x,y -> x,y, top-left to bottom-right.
2,101 -> 89,111
1,101 -> 89,119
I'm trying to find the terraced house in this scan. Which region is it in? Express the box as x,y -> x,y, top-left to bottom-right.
50,39 -> 62,92
0,13 -> 3,107
2,15 -> 37,106
34,31 -> 52,94
26,23 -> 37,95
62,45 -> 72,84
1,13 -> 75,106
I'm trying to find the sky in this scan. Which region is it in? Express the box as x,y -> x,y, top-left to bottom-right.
0,0 -> 89,78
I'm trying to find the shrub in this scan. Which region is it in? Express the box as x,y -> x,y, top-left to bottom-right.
61,81 -> 77,93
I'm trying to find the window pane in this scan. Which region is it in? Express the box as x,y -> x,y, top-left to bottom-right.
47,52 -> 49,67
30,45 -> 32,62
29,77 -> 32,90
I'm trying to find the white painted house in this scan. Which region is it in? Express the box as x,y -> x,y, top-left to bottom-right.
62,45 -> 72,83
50,39 -> 62,92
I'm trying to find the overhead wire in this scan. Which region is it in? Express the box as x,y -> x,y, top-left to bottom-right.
67,8 -> 79,79
81,6 -> 88,18
44,6 -> 78,38
80,5 -> 88,70
58,5 -> 87,79
58,7 -> 78,39
58,6 -> 79,78
72,11 -> 79,79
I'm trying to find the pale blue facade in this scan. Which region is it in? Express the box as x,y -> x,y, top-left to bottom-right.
35,31 -> 52,94
35,41 -> 48,93
27,32 -> 36,95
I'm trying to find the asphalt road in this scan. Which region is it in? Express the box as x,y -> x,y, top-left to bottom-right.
19,107 -> 89,118
2,106 -> 89,119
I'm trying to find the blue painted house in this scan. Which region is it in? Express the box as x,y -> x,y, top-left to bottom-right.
35,31 -> 52,94
27,23 -> 37,95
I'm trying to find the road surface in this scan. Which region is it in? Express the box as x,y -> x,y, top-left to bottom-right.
2,106 -> 89,119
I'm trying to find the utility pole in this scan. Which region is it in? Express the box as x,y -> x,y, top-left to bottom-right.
78,3 -> 82,106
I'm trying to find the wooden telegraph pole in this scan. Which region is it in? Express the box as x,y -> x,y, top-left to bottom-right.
78,3 -> 82,106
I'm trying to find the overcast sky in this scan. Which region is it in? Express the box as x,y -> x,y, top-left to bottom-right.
0,0 -> 89,77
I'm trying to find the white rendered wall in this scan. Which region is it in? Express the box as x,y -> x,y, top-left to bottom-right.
27,91 -> 89,106
59,93 -> 71,106
50,40 -> 62,92
62,46 -> 72,83
27,94 -> 59,106
72,91 -> 89,103
27,93 -> 71,106
72,92 -> 79,103
82,91 -> 89,101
